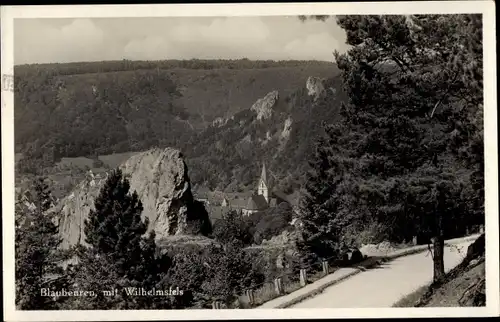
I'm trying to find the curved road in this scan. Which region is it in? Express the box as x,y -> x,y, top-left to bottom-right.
290,241 -> 472,308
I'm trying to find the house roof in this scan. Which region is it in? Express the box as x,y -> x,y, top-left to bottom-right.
194,185 -> 211,199
207,206 -> 226,223
246,194 -> 269,211
229,199 -> 248,209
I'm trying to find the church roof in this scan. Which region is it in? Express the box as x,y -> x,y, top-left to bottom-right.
271,190 -> 291,204
246,194 -> 269,211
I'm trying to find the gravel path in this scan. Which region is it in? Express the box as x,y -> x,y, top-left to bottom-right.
289,241 -> 472,308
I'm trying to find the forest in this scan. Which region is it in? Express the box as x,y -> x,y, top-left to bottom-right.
14,57 -> 338,194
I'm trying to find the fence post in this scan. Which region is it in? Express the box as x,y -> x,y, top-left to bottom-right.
299,269 -> 308,287
412,236 -> 418,246
245,289 -> 254,305
274,277 -> 284,295
479,225 -> 484,234
212,301 -> 221,309
466,226 -> 470,235
322,261 -> 329,276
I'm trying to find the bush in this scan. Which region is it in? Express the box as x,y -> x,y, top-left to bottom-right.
212,211 -> 253,246
250,203 -> 294,244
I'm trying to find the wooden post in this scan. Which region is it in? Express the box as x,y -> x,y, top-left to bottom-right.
212,301 -> 221,309
299,269 -> 307,287
245,289 -> 254,305
274,278 -> 284,295
479,225 -> 484,234
412,236 -> 418,246
322,261 -> 329,275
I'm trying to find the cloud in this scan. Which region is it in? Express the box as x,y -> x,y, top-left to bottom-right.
283,32 -> 340,61
15,17 -> 348,64
123,36 -> 171,60
15,18 -> 108,64
201,17 -> 270,45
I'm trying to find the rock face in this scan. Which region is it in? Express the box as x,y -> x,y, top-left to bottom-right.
55,148 -> 200,248
281,117 -> 293,140
212,117 -> 227,127
306,76 -> 325,100
250,90 -> 279,121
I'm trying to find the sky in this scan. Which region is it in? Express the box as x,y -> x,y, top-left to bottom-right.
14,16 -> 349,64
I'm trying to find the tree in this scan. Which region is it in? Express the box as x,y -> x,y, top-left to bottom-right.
200,242 -> 265,307
69,168 -> 171,309
15,178 -> 67,310
332,14 -> 483,282
297,124 -> 355,266
252,203 -> 294,244
164,247 -> 208,308
212,210 -> 253,246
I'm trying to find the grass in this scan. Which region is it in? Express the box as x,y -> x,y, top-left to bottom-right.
98,151 -> 140,169
393,284 -> 430,307
235,278 -> 303,309
423,259 -> 485,307
58,156 -> 95,168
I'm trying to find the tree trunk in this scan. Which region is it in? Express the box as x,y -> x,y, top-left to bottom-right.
432,234 -> 445,283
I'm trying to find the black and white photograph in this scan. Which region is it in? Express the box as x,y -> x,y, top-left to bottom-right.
1,2 -> 498,321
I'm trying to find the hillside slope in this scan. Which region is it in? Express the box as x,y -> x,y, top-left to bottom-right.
14,59 -> 344,195
185,75 -> 346,192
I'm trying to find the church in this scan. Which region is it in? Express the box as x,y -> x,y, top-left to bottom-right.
222,163 -> 290,216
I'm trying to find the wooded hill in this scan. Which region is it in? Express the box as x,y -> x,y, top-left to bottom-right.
14,59 -> 341,193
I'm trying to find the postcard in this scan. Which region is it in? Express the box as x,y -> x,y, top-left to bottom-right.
2,2 -> 498,321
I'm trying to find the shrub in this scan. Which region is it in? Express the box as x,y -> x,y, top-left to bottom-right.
212,211 -> 253,246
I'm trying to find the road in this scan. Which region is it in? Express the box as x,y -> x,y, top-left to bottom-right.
289,241 -> 472,308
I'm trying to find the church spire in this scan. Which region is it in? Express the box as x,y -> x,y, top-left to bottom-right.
258,162 -> 269,203
261,162 -> 267,185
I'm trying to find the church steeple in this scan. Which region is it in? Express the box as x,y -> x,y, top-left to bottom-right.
258,162 -> 269,203
261,162 -> 267,185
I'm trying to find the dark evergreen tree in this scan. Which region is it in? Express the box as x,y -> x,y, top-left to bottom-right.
297,14 -> 482,283
15,178 -> 67,310
69,168 -> 171,309
297,123 -> 355,266
331,14 -> 483,282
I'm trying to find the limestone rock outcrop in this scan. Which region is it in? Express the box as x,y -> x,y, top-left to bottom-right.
306,76 -> 326,100
212,117 -> 228,127
54,148 -> 202,248
250,90 -> 279,121
280,117 -> 293,140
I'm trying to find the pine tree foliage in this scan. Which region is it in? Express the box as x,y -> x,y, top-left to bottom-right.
300,15 -> 483,282
15,178 -> 67,310
298,122 -> 356,264
67,168 -> 171,309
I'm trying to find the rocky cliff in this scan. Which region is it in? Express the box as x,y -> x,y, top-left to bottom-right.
54,148 -> 206,248
250,90 -> 279,121
306,76 -> 326,100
